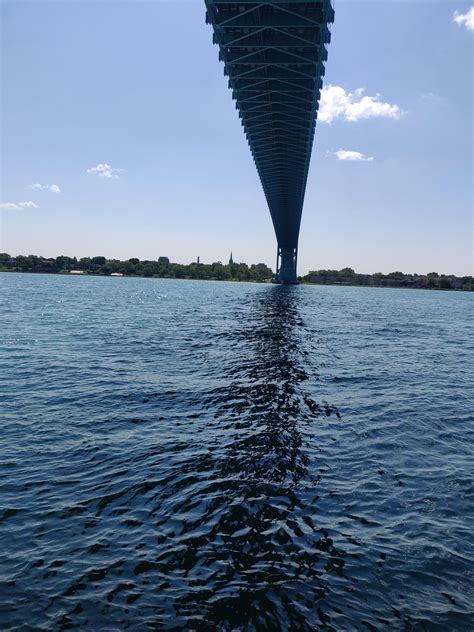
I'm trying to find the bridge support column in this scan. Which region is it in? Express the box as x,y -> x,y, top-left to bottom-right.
275,246 -> 298,284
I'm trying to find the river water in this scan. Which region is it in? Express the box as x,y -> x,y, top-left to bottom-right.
1,272 -> 473,630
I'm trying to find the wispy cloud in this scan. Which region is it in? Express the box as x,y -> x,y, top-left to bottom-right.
419,91 -> 448,106
453,7 -> 474,31
319,86 -> 402,124
0,201 -> 39,210
87,163 -> 122,179
421,91 -> 443,101
334,150 -> 374,162
28,183 -> 61,193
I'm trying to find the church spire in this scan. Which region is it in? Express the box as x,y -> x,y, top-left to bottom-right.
229,252 -> 234,265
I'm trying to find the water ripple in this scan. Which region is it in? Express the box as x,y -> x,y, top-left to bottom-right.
0,273 -> 473,630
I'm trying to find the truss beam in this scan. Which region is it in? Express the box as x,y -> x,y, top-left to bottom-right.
205,0 -> 334,283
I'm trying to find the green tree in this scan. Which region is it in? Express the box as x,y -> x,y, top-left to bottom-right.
339,267 -> 355,276
78,257 -> 91,270
91,256 -> 106,266
387,271 -> 405,280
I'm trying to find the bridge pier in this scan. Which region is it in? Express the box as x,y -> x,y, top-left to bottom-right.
275,246 -> 298,284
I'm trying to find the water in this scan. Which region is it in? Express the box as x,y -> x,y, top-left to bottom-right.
1,272 -> 473,631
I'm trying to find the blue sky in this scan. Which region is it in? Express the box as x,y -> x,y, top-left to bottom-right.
1,0 -> 473,275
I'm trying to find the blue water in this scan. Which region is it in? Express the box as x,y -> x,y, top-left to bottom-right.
1,272 -> 473,630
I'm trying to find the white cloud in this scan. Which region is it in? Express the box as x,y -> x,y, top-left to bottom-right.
28,183 -> 61,193
0,201 -> 39,210
319,85 -> 402,124
334,150 -> 374,162
87,163 -> 122,179
453,7 -> 474,30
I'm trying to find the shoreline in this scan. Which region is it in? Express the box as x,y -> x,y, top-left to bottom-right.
1,269 -> 472,292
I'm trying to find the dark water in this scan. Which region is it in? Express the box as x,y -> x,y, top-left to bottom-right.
1,273 -> 473,630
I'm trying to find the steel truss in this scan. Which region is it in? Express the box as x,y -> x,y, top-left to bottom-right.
205,1 -> 334,283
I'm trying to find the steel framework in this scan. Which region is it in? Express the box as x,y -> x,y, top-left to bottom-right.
205,0 -> 334,283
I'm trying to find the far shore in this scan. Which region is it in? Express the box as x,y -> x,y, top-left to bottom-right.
1,267 -> 472,292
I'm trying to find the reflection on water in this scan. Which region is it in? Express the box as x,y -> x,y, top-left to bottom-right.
1,274 -> 473,631
167,287 -> 344,629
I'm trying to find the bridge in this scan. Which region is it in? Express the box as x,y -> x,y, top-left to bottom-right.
205,0 -> 334,283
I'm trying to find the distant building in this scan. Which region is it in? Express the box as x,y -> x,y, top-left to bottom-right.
197,256 -> 200,264
158,256 -> 170,264
70,270 -> 85,275
229,252 -> 234,265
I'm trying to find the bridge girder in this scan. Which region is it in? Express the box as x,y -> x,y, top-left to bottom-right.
205,0 -> 334,283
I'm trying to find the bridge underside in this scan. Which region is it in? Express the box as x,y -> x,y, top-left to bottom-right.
206,0 -> 334,283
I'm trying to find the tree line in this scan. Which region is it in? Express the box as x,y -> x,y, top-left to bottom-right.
0,255 -> 471,290
301,267 -> 473,291
0,254 -> 273,283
